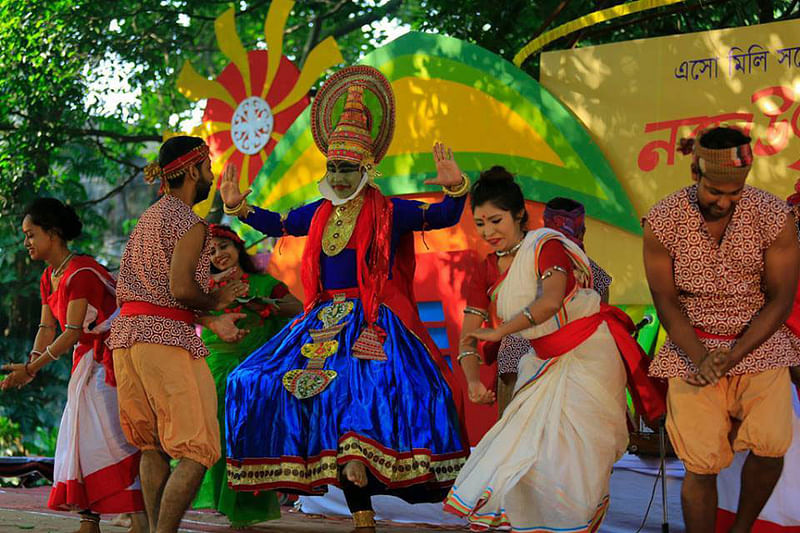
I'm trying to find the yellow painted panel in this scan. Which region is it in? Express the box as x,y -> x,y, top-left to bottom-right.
177,60 -> 236,109
215,8 -> 251,96
272,37 -> 343,113
387,77 -> 564,167
263,0 -> 293,97
262,144 -> 327,207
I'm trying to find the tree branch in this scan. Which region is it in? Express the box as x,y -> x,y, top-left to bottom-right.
531,0 -> 572,43
299,14 -> 324,68
93,139 -> 143,170
325,0 -> 404,41
76,166 -> 143,207
66,128 -> 162,143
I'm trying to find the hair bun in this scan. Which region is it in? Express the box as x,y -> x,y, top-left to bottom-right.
23,198 -> 83,242
477,165 -> 515,183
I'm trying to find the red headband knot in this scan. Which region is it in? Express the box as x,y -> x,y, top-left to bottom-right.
209,224 -> 245,246
143,144 -> 210,193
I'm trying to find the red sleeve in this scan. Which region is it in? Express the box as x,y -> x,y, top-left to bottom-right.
465,254 -> 491,310
537,240 -> 576,294
65,270 -> 106,306
270,283 -> 290,299
40,271 -> 51,304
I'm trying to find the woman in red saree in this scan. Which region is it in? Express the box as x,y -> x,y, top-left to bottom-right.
1,198 -> 145,533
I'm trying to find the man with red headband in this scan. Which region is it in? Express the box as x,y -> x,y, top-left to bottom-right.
109,136 -> 248,533
220,66 -> 468,532
643,126 -> 800,532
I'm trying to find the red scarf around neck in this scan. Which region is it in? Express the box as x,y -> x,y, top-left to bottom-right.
301,186 -> 394,327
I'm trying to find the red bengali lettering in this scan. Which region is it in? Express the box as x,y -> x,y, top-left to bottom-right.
751,86 -> 795,156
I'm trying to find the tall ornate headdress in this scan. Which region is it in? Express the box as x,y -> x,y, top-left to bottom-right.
143,143 -> 210,193
311,65 -> 395,177
677,125 -> 752,183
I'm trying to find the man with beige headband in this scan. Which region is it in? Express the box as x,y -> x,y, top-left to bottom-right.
643,126 -> 800,532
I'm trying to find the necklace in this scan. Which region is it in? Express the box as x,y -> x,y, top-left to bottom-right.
52,252 -> 74,278
495,238 -> 524,257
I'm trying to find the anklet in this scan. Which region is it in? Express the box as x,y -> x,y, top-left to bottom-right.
352,509 -> 376,528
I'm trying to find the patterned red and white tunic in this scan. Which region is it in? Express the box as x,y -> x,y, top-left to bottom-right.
644,184 -> 799,378
108,194 -> 212,358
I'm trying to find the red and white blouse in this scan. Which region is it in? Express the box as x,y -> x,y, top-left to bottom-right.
645,184 -> 799,378
108,194 -> 212,358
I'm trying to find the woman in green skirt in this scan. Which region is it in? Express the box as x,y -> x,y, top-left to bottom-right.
193,224 -> 302,527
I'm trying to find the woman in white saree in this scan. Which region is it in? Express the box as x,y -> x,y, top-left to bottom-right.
444,167 -> 654,532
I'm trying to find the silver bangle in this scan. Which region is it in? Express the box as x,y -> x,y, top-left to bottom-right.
521,308 -> 536,326
541,265 -> 568,281
463,306 -> 489,321
64,324 -> 82,331
457,350 -> 482,364
38,323 -> 55,329
45,345 -> 59,361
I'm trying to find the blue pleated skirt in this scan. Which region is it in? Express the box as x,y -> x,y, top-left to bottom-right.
225,297 -> 466,494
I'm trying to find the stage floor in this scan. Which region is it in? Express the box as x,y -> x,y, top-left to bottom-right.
0,486 -> 461,533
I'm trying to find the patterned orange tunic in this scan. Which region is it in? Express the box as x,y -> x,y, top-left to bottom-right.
108,194 -> 212,358
645,184 -> 799,378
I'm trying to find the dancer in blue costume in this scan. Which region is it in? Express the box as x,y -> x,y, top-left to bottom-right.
220,65 -> 469,532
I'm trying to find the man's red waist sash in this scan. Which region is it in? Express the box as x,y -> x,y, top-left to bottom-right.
693,328 -> 739,341
119,302 -> 195,324
528,304 -> 667,423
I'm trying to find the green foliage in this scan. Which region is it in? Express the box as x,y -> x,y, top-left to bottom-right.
23,425 -> 59,457
0,415 -> 24,456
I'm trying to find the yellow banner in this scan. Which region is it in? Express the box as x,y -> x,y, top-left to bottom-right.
541,19 -> 800,303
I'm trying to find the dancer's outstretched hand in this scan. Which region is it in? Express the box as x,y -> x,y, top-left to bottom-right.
206,313 -> 249,343
219,163 -> 251,208
467,380 -> 496,405
0,363 -> 34,390
424,142 -> 463,188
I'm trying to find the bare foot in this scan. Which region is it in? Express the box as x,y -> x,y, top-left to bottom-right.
111,514 -> 131,528
342,460 -> 368,488
128,512 -> 149,533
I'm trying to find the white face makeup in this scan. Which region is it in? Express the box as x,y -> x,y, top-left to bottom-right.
325,160 -> 363,199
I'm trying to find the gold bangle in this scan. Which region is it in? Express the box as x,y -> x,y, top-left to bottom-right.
223,199 -> 253,218
443,173 -> 470,197
352,510 -> 376,528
